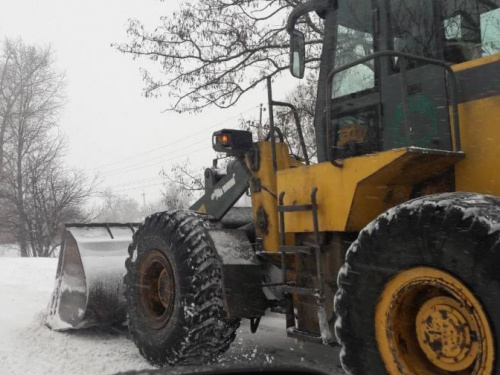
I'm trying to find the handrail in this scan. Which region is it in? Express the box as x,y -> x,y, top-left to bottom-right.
264,127 -> 285,143
325,50 -> 461,165
271,101 -> 310,165
266,76 -> 311,169
267,76 -> 278,172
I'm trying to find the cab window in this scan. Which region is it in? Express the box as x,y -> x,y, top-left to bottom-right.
389,0 -> 500,66
442,0 -> 500,63
332,0 -> 375,98
480,8 -> 500,56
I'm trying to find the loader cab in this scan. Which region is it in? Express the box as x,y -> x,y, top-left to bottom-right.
291,0 -> 500,163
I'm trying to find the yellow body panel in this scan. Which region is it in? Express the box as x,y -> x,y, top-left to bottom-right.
277,148 -> 462,233
449,53 -> 500,195
277,149 -> 405,233
454,96 -> 500,195
452,53 -> 500,72
247,141 -> 292,252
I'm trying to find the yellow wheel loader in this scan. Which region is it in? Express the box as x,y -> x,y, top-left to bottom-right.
47,0 -> 500,373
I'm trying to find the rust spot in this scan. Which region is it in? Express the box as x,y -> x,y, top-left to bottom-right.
424,332 -> 430,343
429,339 -> 443,353
470,330 -> 478,342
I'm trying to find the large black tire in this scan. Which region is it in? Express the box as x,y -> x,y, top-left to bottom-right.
124,210 -> 240,366
334,193 -> 500,375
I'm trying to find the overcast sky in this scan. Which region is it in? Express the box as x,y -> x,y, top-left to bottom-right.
0,0 -> 293,205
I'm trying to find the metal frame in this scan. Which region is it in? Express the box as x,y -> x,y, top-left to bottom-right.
189,158 -> 252,220
266,77 -> 310,171
277,187 -> 332,344
65,223 -> 138,239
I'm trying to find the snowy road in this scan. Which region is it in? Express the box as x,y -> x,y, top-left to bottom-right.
0,257 -> 345,375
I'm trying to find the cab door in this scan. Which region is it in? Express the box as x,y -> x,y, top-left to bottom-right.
329,0 -> 382,159
329,0 -> 454,158
379,0 -> 453,151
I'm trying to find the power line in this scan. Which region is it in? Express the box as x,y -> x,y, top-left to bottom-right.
94,105 -> 259,195
114,181 -> 165,193
101,165 -> 206,192
91,105 -> 259,171
104,146 -> 207,177
105,176 -> 163,189
102,138 -> 208,175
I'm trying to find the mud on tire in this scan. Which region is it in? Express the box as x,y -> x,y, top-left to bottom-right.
334,193 -> 500,375
124,210 -> 240,366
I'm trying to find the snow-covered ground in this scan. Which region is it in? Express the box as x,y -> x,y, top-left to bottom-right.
0,257 -> 344,375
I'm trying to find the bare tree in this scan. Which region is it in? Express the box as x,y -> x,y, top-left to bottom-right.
115,0 -> 379,114
0,40 -> 18,170
94,184 -> 191,224
0,38 -> 92,257
239,74 -> 317,160
160,160 -> 205,193
115,0 -> 325,113
139,198 -> 169,218
21,158 -> 91,257
160,182 -> 192,210
94,189 -> 143,222
158,157 -> 235,204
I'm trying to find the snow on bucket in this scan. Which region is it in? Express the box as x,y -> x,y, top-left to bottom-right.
46,223 -> 138,330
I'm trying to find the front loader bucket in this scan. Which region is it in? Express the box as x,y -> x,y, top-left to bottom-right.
46,223 -> 138,330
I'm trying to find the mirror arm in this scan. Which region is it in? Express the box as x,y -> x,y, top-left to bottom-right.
286,0 -> 331,34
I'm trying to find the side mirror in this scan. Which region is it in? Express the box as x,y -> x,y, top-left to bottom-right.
290,29 -> 305,79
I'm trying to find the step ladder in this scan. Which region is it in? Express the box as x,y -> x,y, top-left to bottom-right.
277,187 -> 332,345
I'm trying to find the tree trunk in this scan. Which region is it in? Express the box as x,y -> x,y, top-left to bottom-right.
18,232 -> 28,257
16,116 -> 28,257
0,116 -> 7,171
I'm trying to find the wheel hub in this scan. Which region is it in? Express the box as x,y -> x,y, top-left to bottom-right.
137,250 -> 176,329
415,296 -> 479,372
158,268 -> 174,308
375,267 -> 494,375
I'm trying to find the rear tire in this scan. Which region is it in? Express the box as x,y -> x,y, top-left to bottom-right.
124,210 -> 239,366
334,193 -> 500,375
